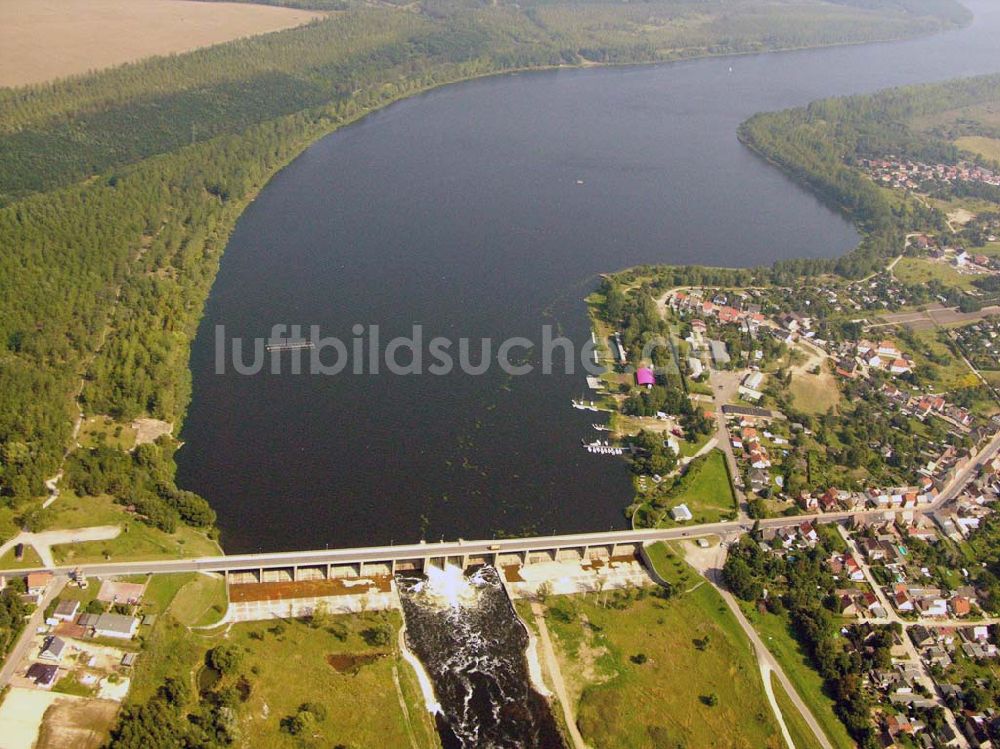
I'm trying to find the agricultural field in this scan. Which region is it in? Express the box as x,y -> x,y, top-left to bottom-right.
0,0 -> 323,88
539,556 -> 785,748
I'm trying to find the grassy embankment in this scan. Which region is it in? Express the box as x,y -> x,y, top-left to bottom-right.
739,605 -> 855,749
772,673 -> 824,749
125,573 -> 439,747
535,541 -> 784,747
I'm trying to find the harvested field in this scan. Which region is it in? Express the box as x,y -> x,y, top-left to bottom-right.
0,689 -> 74,749
37,698 -> 119,749
228,576 -> 392,603
0,0 -> 324,88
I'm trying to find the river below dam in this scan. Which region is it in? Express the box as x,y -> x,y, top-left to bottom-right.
177,1 -> 1000,553
396,565 -> 563,749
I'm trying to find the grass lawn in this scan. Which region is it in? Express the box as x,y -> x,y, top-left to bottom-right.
168,574 -> 228,627
956,135 -> 1000,162
772,673 -> 823,749
541,579 -> 784,748
77,416 -> 136,451
739,605 -> 854,749
41,493 -> 220,564
678,431 -> 712,458
979,241 -> 1000,258
57,577 -> 102,609
634,449 -> 737,528
789,370 -> 841,416
665,449 -> 737,524
0,544 -> 44,569
893,256 -> 976,290
0,506 -> 19,545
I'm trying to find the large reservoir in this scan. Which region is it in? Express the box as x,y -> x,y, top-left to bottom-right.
177,1 -> 1000,553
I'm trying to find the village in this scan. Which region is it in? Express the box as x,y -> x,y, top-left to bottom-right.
745,452 -> 1000,749
860,158 -> 1000,192
0,570 -> 150,745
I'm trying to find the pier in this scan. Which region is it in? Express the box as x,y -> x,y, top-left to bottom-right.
265,338 -> 315,352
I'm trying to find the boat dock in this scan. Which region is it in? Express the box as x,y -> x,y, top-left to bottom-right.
265,338 -> 314,352
582,440 -> 626,456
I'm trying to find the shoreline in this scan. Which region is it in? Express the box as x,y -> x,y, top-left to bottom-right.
24,11 -> 973,558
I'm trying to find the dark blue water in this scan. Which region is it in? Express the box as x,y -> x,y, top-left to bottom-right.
177,1 -> 1000,553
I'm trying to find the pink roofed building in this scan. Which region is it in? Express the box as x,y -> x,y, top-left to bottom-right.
636,368 -> 656,388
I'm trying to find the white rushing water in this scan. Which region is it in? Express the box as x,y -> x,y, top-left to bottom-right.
396,565 -> 565,748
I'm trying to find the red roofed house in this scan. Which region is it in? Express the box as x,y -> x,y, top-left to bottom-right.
950,596 -> 972,617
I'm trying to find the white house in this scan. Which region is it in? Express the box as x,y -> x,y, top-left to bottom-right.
94,613 -> 140,640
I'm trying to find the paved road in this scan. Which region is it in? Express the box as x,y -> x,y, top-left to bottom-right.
0,577 -> 66,689
0,428 -> 995,583
0,512 -> 914,579
708,369 -> 749,519
707,564 -> 833,749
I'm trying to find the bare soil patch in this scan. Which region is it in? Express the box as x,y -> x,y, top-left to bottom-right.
0,0 -> 324,88
326,652 -> 386,674
131,418 -> 173,446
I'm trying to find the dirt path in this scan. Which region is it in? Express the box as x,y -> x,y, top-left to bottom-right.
390,662 -> 421,749
760,663 -> 797,749
530,601 -> 589,749
0,526 -> 121,568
